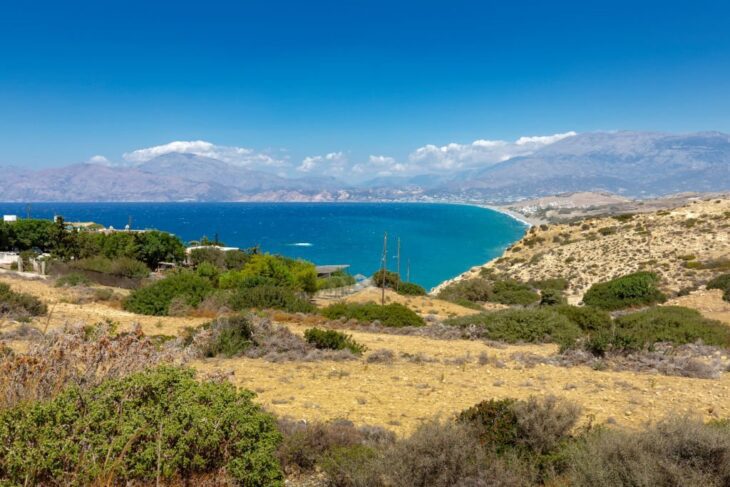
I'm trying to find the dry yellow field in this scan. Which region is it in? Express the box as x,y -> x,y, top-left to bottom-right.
3,264 -> 730,438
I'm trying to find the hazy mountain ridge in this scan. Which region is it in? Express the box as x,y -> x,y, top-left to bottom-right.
2,131 -> 729,202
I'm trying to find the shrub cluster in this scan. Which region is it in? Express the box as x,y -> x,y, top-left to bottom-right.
201,314 -> 254,357
609,306 -> 730,351
71,255 -> 150,278
54,272 -> 91,287
372,270 -> 427,296
123,271 -> 213,315
0,367 -> 283,486
445,308 -> 582,350
491,279 -> 541,305
708,273 -> 730,302
321,302 -> 425,327
583,271 -> 666,310
0,282 -> 47,320
304,328 -> 367,355
395,281 -> 427,296
229,285 -> 315,313
438,277 -> 542,307
218,254 -> 317,294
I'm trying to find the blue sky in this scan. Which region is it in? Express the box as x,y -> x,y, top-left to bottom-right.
1,0 -> 729,177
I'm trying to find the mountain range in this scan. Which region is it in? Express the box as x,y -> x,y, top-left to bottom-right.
2,131 -> 729,202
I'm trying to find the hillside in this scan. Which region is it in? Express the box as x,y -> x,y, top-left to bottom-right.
437,197 -> 730,303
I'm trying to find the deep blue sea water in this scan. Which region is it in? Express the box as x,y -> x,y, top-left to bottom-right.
0,203 -> 526,289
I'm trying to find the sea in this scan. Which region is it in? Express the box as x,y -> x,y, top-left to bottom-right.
0,202 -> 527,289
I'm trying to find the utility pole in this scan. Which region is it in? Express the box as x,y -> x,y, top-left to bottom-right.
380,232 -> 388,305
25,203 -> 31,219
396,237 -> 401,292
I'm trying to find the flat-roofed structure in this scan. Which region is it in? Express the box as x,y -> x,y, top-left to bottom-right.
315,264 -> 350,278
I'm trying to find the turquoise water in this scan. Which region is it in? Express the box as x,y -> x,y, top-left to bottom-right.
0,203 -> 526,289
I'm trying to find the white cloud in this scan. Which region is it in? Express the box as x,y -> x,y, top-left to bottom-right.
409,131 -> 576,172
87,155 -> 111,165
297,152 -> 347,174
122,140 -> 287,168
362,155 -> 407,176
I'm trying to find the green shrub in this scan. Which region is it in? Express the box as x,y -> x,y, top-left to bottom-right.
583,272 -> 666,310
611,306 -> 730,351
54,272 -> 91,287
457,398 -> 519,452
550,305 -> 612,333
203,315 -> 254,357
304,328 -> 367,355
707,273 -> 730,302
218,254 -> 317,294
490,280 -> 541,305
320,445 -> 380,487
539,288 -> 567,306
123,271 -> 213,315
321,302 -> 424,327
458,396 -> 580,456
395,282 -> 427,296
229,286 -> 315,313
0,367 -> 283,486
0,283 -> 47,319
437,278 -> 492,304
565,417 -> 730,486
372,269 -> 401,288
72,255 -> 150,278
444,308 -> 582,349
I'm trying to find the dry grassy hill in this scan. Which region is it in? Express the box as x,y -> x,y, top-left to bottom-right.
437,197 -> 730,304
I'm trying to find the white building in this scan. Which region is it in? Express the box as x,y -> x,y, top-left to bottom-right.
3,215 -> 17,223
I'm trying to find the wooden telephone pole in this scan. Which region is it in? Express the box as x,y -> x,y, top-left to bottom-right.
396,237 -> 401,292
380,232 -> 388,305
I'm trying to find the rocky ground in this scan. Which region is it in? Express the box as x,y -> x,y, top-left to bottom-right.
437,197 -> 730,304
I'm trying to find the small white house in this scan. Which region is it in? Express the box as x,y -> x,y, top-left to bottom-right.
3,215 -> 17,223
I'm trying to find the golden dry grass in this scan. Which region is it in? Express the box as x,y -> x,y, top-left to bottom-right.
666,289 -> 730,326
3,264 -> 730,438
195,322 -> 730,435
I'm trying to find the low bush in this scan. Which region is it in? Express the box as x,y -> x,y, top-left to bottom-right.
395,281 -> 427,296
202,315 -> 254,357
276,418 -> 393,475
437,278 -> 492,304
583,272 -> 666,310
707,273 -> 730,302
445,308 -> 582,349
550,305 -> 612,333
457,396 -> 580,456
321,302 -> 424,327
491,280 -> 541,305
611,306 -> 730,351
54,272 -> 91,287
0,282 -> 47,320
0,367 -> 283,486
0,321 -> 183,409
539,288 -> 567,306
372,269 -> 401,288
229,286 -> 315,313
123,271 -> 213,315
71,255 -> 150,278
304,328 -> 367,355
565,417 -> 730,486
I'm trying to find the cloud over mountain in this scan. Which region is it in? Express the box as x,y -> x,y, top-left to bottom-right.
122,140 -> 287,168
408,131 -> 577,172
